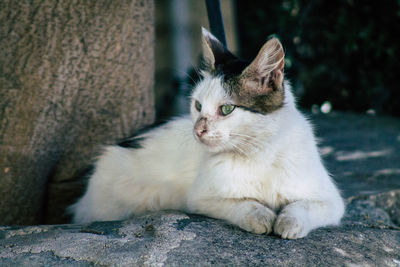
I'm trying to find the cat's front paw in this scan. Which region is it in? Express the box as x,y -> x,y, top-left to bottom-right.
274,211 -> 310,239
238,203 -> 276,234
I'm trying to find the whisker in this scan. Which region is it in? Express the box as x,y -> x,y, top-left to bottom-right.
234,138 -> 264,153
230,142 -> 247,156
229,133 -> 265,148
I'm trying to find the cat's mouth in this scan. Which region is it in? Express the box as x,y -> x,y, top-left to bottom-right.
199,138 -> 219,147
194,132 -> 224,151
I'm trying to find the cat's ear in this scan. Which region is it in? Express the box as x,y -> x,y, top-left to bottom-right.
201,27 -> 236,70
240,37 -> 285,94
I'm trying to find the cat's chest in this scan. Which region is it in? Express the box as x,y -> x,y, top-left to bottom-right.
200,154 -> 289,209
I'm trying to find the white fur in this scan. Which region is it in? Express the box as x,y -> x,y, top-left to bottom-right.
70,75 -> 344,239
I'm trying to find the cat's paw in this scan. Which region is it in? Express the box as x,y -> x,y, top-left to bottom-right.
273,211 -> 310,239
238,203 -> 276,234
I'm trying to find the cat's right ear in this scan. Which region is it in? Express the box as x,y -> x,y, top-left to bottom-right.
240,37 -> 285,94
201,27 -> 235,71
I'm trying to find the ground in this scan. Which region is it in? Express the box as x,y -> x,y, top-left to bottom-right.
312,111 -> 400,197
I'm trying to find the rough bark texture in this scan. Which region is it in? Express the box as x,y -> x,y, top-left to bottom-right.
0,0 -> 155,225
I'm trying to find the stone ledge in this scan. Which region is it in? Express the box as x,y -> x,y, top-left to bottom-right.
1,190 -> 399,266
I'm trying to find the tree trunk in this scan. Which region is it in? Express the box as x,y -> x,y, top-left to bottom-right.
0,0 -> 155,224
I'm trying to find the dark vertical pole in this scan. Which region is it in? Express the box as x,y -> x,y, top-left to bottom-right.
205,0 -> 227,47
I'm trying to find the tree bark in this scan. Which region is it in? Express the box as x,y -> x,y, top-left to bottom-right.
0,0 -> 155,224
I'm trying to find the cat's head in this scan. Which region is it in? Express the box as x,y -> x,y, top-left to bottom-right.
191,28 -> 286,154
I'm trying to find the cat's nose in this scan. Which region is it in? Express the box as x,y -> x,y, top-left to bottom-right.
194,117 -> 208,138
195,127 -> 208,138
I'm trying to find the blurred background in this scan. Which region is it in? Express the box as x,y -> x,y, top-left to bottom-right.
154,0 -> 400,120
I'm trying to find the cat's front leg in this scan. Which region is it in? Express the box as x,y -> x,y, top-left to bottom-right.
274,199 -> 343,239
187,198 -> 276,234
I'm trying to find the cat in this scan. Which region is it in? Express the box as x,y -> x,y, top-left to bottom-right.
69,28 -> 345,239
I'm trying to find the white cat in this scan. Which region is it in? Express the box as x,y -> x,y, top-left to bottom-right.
70,28 -> 344,239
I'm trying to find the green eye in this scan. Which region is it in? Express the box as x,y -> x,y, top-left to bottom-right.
220,104 -> 235,116
195,100 -> 202,112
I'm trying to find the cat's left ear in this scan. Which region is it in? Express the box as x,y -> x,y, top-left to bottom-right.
202,27 -> 236,71
240,37 -> 285,94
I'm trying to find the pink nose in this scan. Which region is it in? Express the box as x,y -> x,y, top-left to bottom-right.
194,117 -> 208,138
196,127 -> 207,137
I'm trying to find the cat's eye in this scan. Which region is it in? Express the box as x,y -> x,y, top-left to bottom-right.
220,104 -> 235,116
195,100 -> 202,112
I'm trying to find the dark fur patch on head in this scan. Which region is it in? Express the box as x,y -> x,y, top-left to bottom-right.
230,78 -> 285,115
201,29 -> 286,115
214,59 -> 250,80
206,70 -> 285,115
201,55 -> 249,79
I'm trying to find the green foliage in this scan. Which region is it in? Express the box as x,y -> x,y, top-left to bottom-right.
236,0 -> 400,116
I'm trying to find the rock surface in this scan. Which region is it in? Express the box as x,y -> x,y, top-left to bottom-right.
1,190 -> 400,266
311,112 -> 400,198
